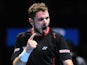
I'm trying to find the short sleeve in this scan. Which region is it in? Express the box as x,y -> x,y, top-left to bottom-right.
54,33 -> 72,61
11,32 -> 26,61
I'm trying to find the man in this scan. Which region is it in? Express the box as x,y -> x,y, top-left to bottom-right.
11,2 -> 74,65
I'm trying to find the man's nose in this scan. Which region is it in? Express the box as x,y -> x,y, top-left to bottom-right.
43,19 -> 47,24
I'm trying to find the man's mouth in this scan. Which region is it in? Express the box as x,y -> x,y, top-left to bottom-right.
42,26 -> 47,30
34,25 -> 47,35
36,26 -> 47,35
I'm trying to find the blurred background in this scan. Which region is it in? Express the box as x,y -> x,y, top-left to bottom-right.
0,0 -> 87,65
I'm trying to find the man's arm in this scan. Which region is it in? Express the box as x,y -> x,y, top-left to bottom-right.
12,48 -> 33,65
13,57 -> 26,65
12,33 -> 37,65
63,59 -> 74,65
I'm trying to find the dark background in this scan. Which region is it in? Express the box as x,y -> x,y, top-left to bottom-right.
0,0 -> 87,65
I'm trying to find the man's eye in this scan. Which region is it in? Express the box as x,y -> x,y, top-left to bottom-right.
38,17 -> 49,21
39,18 -> 44,21
46,17 -> 49,20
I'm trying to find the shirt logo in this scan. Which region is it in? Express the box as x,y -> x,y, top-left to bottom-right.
59,49 -> 70,53
42,46 -> 48,50
14,48 -> 20,53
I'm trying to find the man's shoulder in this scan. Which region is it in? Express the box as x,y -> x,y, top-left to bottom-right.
16,30 -> 31,38
51,29 -> 63,38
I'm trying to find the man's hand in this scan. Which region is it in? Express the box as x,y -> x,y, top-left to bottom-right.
25,33 -> 37,52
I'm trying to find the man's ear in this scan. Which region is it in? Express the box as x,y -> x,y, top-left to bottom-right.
29,18 -> 34,26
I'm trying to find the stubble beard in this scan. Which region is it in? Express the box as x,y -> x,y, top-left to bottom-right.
34,25 -> 44,36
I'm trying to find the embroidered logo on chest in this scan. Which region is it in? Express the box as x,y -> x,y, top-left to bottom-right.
42,46 -> 48,50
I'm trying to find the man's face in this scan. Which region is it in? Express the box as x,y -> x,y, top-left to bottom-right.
33,10 -> 50,35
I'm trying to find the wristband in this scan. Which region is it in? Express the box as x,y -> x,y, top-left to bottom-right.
19,49 -> 33,62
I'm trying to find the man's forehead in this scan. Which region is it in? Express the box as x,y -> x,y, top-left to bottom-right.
35,10 -> 49,18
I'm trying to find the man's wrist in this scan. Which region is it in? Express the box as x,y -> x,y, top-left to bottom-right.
19,49 -> 33,62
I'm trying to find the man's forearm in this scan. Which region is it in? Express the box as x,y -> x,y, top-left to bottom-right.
63,59 -> 74,65
13,57 -> 27,65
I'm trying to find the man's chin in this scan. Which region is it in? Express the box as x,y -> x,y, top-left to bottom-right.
36,31 -> 44,36
34,27 -> 47,36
